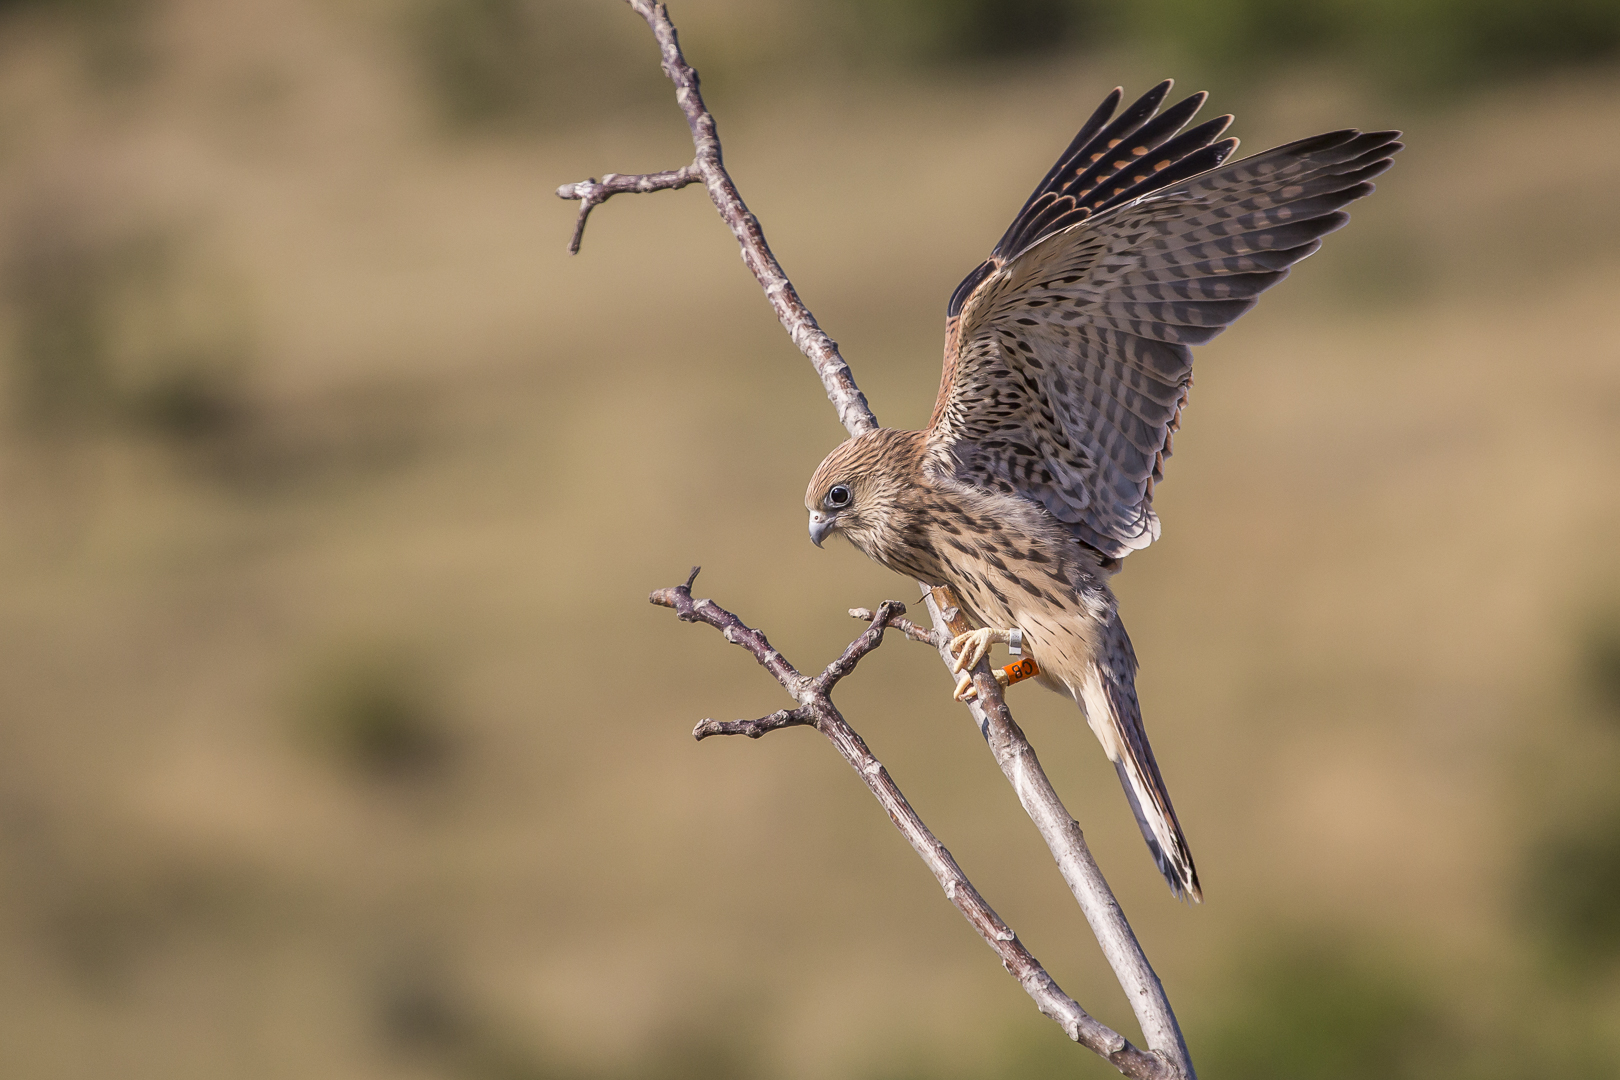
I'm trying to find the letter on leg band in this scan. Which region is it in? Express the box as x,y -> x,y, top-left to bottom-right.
1000,657 -> 1039,686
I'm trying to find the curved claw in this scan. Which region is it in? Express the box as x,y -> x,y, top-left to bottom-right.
948,628 -> 988,672
948,625 -> 1021,702
954,664 -> 1016,702
948,627 -> 1008,673
954,672 -> 977,701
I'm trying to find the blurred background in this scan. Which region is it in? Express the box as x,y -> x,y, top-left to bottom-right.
0,0 -> 1616,1077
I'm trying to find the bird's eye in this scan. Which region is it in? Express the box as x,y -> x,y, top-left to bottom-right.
827,484 -> 852,508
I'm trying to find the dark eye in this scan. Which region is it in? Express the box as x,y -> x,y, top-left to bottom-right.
827,484 -> 851,509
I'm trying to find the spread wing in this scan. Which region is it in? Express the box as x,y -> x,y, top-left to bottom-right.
927,83 -> 1402,559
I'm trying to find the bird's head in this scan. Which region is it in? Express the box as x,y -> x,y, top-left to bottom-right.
804,428 -> 919,555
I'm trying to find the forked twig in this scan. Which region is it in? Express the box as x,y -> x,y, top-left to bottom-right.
564,3 -> 1194,1077
849,606 -> 937,645
556,166 -> 700,255
650,571 -> 1172,1080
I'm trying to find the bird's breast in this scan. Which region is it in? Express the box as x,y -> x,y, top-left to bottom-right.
912,490 -> 1111,692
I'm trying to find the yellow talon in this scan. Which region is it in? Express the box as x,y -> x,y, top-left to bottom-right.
948,627 -> 998,672
947,626 -> 1030,701
956,659 -> 1041,703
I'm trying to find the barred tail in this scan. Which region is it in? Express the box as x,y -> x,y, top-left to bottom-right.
1077,614 -> 1201,901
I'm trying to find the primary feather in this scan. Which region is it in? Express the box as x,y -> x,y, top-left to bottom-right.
932,98 -> 1401,559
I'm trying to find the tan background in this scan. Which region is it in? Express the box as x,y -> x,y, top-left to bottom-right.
0,1 -> 1617,1077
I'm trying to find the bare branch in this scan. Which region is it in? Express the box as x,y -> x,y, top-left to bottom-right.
556,0 -> 875,437
816,601 -> 903,692
651,567 -> 808,697
925,586 -> 1193,1074
694,707 -> 812,740
849,606 -> 939,646
576,6 -> 1197,1078
650,579 -> 1173,1080
556,166 -> 701,254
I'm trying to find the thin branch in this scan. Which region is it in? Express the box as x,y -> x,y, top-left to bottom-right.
652,566 -> 808,698
849,606 -> 939,646
817,604 -> 909,692
557,0 -> 874,438
555,166 -> 701,254
650,575 -> 1172,1080
694,707 -> 811,740
924,586 -> 1193,1073
568,5 -> 1196,1078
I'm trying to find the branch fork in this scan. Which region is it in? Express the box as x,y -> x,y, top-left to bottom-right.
649,570 -> 1173,1080
556,165 -> 700,255
650,566 -> 910,740
848,606 -> 938,646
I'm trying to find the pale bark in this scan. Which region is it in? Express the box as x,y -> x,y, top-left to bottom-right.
652,575 -> 1171,1080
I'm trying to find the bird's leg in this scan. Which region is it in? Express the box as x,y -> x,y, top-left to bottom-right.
948,626 -> 1015,673
957,655 -> 1042,701
948,626 -> 1020,702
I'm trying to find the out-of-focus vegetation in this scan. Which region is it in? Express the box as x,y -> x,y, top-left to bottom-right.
1115,0 -> 1620,88
1581,618 -> 1620,719
407,0 -> 666,129
0,0 -> 1615,1078
1199,941 -> 1447,1080
298,644 -> 455,780
829,0 -> 1620,89
3,214 -> 249,440
1526,805 -> 1620,975
397,0 -> 1620,130
1519,613 -> 1620,980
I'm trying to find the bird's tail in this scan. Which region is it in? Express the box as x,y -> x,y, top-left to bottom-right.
1076,613 -> 1201,902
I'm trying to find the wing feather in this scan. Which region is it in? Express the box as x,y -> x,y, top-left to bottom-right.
948,80 -> 1237,319
929,90 -> 1400,558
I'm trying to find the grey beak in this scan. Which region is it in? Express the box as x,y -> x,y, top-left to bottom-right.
808,512 -> 833,548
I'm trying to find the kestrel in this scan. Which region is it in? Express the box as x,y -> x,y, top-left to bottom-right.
805,82 -> 1400,900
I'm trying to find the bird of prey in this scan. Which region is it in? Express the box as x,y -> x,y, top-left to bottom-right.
805,81 -> 1400,901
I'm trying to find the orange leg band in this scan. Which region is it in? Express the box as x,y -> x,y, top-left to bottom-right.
999,657 -> 1039,687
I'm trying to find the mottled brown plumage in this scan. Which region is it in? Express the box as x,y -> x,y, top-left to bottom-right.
806,83 -> 1401,900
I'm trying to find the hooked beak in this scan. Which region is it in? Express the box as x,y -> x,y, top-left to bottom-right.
808,511 -> 834,548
